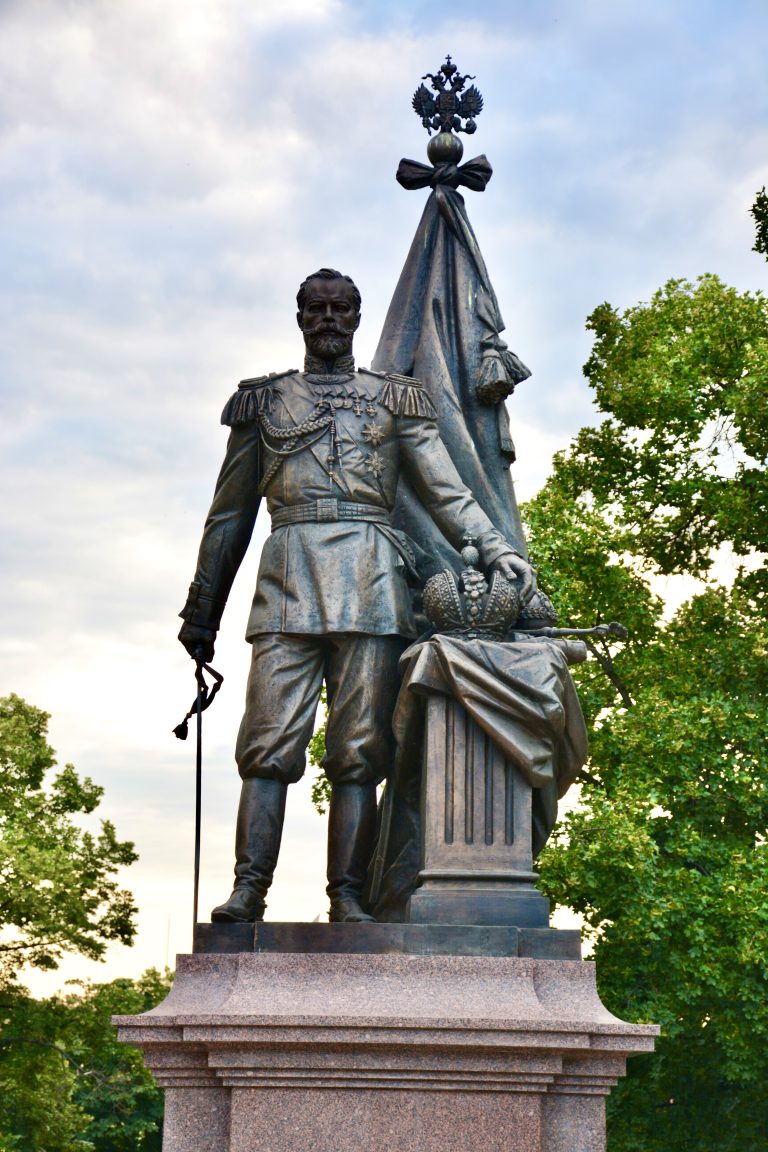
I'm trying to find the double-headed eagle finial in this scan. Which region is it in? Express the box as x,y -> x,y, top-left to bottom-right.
412,55 -> 484,137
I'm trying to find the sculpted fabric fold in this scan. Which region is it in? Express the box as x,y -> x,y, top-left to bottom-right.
373,184 -> 531,576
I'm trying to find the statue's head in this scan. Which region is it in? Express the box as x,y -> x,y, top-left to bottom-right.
296,268 -> 361,361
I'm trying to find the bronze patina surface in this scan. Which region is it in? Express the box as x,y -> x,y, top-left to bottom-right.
178,269 -> 535,926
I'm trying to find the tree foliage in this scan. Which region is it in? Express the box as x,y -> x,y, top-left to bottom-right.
0,969 -> 169,1151
0,699 -> 165,1147
529,273 -> 768,1151
567,275 -> 767,574
752,186 -> 768,260
0,695 -> 138,987
308,688 -> 331,815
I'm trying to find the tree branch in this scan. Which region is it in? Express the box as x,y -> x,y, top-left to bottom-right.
0,938 -> 62,954
0,1036 -> 81,1071
585,638 -> 635,707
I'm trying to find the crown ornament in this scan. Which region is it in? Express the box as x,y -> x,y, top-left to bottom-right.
422,539 -> 560,641
420,544 -> 631,656
515,586 -> 559,631
412,55 -> 483,137
422,543 -> 520,640
397,54 -> 493,190
411,54 -> 484,167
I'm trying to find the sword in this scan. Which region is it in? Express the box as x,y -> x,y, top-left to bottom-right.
173,652 -> 224,938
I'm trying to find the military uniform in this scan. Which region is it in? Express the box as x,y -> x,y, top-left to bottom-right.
181,353 -> 522,923
181,356 -> 517,787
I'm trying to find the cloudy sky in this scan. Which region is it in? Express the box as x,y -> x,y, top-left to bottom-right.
2,0 -> 766,993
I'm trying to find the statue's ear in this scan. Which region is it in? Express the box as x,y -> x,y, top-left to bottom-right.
353,311 -> 362,331
296,311 -> 303,330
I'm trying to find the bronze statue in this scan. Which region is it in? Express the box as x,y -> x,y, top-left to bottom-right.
178,268 -> 535,924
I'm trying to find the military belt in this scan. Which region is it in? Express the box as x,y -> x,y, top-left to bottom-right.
270,499 -> 390,530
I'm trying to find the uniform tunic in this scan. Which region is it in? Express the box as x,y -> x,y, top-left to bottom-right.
181,364 -> 518,784
181,366 -> 514,643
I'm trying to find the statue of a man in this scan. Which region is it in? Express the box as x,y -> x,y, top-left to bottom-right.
178,268 -> 535,924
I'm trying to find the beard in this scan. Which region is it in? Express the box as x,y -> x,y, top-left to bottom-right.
303,329 -> 354,361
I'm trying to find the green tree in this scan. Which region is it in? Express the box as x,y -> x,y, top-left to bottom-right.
0,694 -> 166,1149
560,274 -> 767,574
0,970 -> 170,1151
751,186 -> 768,260
530,274 -> 768,1151
308,688 -> 331,815
0,694 -> 138,986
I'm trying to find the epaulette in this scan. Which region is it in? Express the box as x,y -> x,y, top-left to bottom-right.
221,369 -> 298,426
359,368 -> 436,419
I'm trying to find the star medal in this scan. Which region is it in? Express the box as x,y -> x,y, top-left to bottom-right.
362,423 -> 385,448
366,451 -> 386,480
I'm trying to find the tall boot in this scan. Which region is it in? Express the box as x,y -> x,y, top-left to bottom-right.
211,777 -> 287,923
326,782 -> 377,923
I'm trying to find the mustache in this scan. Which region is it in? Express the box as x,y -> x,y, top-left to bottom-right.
304,329 -> 353,348
310,323 -> 348,336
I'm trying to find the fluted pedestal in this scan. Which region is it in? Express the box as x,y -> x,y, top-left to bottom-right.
408,694 -> 550,927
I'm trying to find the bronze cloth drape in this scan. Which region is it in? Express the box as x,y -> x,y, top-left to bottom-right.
368,635 -> 588,922
372,177 -> 531,574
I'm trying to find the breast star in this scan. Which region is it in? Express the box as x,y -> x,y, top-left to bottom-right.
365,451 -> 386,479
362,422 -> 385,448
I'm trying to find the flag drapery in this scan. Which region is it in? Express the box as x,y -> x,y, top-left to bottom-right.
372,170 -> 531,571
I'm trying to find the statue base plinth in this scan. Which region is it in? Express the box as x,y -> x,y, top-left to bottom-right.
115,948 -> 657,1152
407,879 -> 551,927
194,920 -> 580,959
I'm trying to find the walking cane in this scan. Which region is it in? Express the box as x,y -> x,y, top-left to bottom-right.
173,651 -> 224,940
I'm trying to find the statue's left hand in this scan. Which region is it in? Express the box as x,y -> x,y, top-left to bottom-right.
492,553 -> 537,603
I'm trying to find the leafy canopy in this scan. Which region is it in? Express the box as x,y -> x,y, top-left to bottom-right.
0,694 -> 138,987
565,274 -> 768,575
751,186 -> 768,260
0,969 -> 169,1152
529,270 -> 768,1152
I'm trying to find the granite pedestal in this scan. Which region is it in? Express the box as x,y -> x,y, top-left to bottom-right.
115,949 -> 657,1152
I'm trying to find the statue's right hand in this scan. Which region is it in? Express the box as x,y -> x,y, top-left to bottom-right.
178,622 -> 216,663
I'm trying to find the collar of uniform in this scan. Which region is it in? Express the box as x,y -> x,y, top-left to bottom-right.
303,352 -> 356,377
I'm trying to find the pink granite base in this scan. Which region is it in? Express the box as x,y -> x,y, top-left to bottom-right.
229,1088 -> 540,1152
115,952 -> 656,1152
162,1088 -> 231,1152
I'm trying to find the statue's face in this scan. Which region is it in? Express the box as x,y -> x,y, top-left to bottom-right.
298,278 -> 360,360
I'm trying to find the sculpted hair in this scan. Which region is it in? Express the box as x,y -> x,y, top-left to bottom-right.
296,268 -> 362,315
